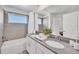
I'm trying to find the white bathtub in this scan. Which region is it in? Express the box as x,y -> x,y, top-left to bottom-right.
1,38 -> 26,54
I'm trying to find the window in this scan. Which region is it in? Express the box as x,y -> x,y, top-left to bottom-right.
43,18 -> 48,27
8,13 -> 28,24
38,18 -> 42,24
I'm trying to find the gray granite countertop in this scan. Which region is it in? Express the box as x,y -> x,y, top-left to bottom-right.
27,34 -> 79,54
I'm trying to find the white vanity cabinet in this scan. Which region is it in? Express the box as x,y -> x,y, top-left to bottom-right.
36,47 -> 44,54
26,36 -> 55,54
26,36 -> 36,54
25,36 -> 30,53
36,42 -> 55,54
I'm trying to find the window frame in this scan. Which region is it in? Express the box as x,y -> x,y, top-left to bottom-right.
7,12 -> 29,24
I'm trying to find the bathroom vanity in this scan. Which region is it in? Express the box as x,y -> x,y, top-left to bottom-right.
26,35 -> 55,54
26,34 -> 79,54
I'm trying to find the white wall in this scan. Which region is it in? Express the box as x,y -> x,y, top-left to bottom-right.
0,8 -> 4,42
28,12 -> 35,33
63,11 -> 79,39
35,13 -> 39,31
51,14 -> 63,35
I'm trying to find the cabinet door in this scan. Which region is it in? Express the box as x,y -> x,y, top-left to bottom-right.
36,42 -> 55,54
26,36 -> 36,54
29,37 -> 36,54
26,37 -> 30,53
36,47 -> 44,54
26,36 -> 55,54
29,43 -> 36,54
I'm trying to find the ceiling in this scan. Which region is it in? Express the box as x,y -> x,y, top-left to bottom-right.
39,5 -> 79,15
6,5 -> 40,12
2,5 -> 79,15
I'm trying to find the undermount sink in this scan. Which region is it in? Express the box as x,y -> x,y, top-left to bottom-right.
46,41 -> 64,49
